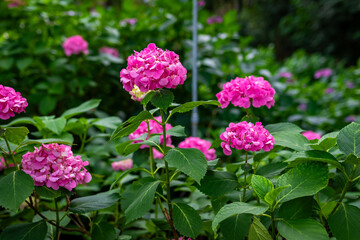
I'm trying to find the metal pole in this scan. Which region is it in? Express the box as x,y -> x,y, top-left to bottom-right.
191,0 -> 199,137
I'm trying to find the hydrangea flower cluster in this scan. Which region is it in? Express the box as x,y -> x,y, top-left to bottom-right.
314,68 -> 332,79
0,157 -> 6,171
62,35 -> 89,56
302,131 -> 321,140
129,85 -> 150,102
216,76 -> 275,109
207,16 -> 223,24
178,137 -> 216,161
6,0 -> 25,8
112,159 -> 133,171
120,43 -> 187,93
129,116 -> 173,148
99,47 -> 119,57
220,121 -> 274,155
278,72 -> 292,78
120,18 -> 137,26
22,143 -> 92,191
0,85 -> 28,120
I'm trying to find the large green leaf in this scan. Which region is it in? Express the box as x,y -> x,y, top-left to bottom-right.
278,197 -> 313,220
278,219 -> 329,240
164,125 -> 186,137
251,175 -> 274,201
150,89 -> 174,111
266,122 -> 303,134
0,220 -> 47,240
0,170 -> 34,212
92,221 -> 116,240
173,203 -> 202,238
115,141 -> 141,156
169,100 -> 220,118
328,203 -> 360,240
61,99 -> 101,119
122,178 -> 160,223
311,132 -> 338,151
69,190 -> 120,214
337,122 -> 360,157
1,117 -> 37,128
42,117 -> 66,135
248,217 -> 272,240
5,127 -> 29,145
197,170 -> 238,197
276,162 -> 329,203
220,214 -> 252,240
93,117 -> 123,130
286,150 -> 343,170
35,186 -> 61,199
164,148 -> 207,184
212,202 -> 268,235
264,186 -> 290,206
256,162 -> 288,179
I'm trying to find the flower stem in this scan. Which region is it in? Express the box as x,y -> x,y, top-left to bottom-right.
3,133 -> 19,170
242,152 -> 248,202
146,120 -> 155,177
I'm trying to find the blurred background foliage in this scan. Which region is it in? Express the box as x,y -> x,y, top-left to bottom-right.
1,0 -> 360,137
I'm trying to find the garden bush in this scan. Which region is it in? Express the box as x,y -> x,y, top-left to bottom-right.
1,0 -> 360,240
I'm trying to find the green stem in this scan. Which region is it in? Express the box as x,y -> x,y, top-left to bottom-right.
242,152 -> 248,202
271,210 -> 276,239
316,193 -> 325,225
54,198 -> 60,240
146,120 -> 155,177
79,131 -> 87,154
330,167 -> 356,215
3,133 -> 19,170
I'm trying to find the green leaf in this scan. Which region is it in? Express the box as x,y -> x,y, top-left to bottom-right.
115,141 -> 141,156
173,202 -> 202,238
278,219 -> 329,240
16,57 -> 33,71
311,132 -> 338,151
286,150 -> 343,170
278,197 -> 313,220
169,100 -> 220,118
141,91 -> 155,106
0,58 -> 14,70
196,170 -> 238,197
150,89 -> 174,111
92,221 -> 116,240
248,217 -> 272,240
164,148 -> 207,184
165,125 -> 186,137
110,111 -> 153,142
345,154 -> 360,165
42,117 -> 66,135
0,170 -> 34,212
266,122 -> 303,134
328,203 -> 360,240
212,202 -> 268,235
264,186 -> 290,206
5,127 -> 29,145
93,117 -> 122,130
1,117 -> 37,128
0,220 -> 47,240
220,214 -> 252,240
61,99 -> 101,119
122,178 -> 160,223
276,162 -> 329,203
251,175 -> 274,201
69,190 -> 120,214
337,122 -> 360,157
256,162 -> 288,179
21,138 -> 72,146
35,186 -> 61,199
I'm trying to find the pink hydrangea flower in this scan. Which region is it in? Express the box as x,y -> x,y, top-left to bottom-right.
6,0 -> 25,8
324,88 -> 334,94
220,121 -> 274,155
278,72 -> 292,78
0,85 -> 28,120
302,131 -> 321,140
112,159 -> 133,171
129,85 -> 150,102
346,81 -> 355,89
198,0 -> 205,7
178,137 -> 216,161
346,115 -> 357,122
129,116 -> 173,149
99,47 -> 119,57
120,18 -> 137,26
216,76 -> 275,109
314,68 -> 332,79
298,103 -> 307,111
207,16 -> 223,24
120,43 -> 187,92
62,35 -> 89,57
21,143 -> 92,191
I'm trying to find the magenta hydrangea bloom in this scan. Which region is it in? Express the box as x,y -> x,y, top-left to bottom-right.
178,137 -> 216,161
216,76 -> 275,109
120,43 -> 187,93
0,157 -> 6,171
112,159 -> 133,171
346,81 -> 355,89
120,18 -> 137,26
0,85 -> 28,120
302,131 -> 321,140
22,143 -> 92,191
62,35 -> 89,57
346,115 -> 357,122
129,116 -> 173,149
220,121 -> 274,155
129,85 -> 150,102
314,68 -> 332,79
198,0 -> 205,7
278,72 -> 292,78
6,0 -> 25,8
324,88 -> 334,94
99,47 -> 119,57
